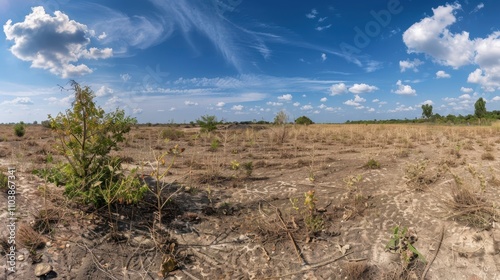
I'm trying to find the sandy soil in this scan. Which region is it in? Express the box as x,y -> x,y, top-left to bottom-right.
0,123 -> 499,279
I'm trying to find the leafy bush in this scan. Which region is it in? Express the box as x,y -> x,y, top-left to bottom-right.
14,122 -> 25,137
196,115 -> 219,132
48,81 -> 144,207
295,116 -> 314,125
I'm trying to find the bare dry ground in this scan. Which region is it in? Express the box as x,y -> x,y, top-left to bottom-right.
1,123 -> 500,279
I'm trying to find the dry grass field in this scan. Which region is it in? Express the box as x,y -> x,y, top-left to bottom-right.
1,123 -> 500,279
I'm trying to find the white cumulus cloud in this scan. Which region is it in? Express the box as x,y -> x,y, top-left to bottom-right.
403,4 -> 500,91
436,70 -> 451,78
399,59 -> 423,72
231,105 -> 244,111
344,95 -> 366,107
393,80 -> 416,95
96,86 -> 114,97
348,83 -> 378,94
1,97 -> 34,105
403,4 -> 474,69
3,6 -> 113,78
330,83 -> 347,95
460,87 -> 474,93
277,94 -> 293,101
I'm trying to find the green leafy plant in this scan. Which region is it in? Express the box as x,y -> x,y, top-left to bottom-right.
99,160 -> 148,235
343,175 -> 362,192
14,121 -> 25,137
385,225 -> 425,267
209,138 -> 220,152
291,190 -> 324,235
32,165 -> 67,187
48,81 -> 139,207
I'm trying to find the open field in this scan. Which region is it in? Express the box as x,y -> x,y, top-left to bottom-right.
1,123 -> 500,279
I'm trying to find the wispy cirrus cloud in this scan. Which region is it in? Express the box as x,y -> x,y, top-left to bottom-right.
147,0 -> 279,72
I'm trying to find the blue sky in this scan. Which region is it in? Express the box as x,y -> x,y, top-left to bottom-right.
1,0 -> 500,123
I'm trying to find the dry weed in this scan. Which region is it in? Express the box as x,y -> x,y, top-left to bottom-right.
342,261 -> 369,280
17,223 -> 45,250
446,184 -> 498,230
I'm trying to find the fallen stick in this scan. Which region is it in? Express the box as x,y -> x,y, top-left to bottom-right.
276,208 -> 307,265
263,251 -> 353,279
421,225 -> 445,280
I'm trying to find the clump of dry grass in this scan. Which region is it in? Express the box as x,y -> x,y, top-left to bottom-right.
17,223 -> 45,250
445,184 -> 498,230
33,207 -> 62,234
481,152 -> 495,161
342,261 -> 369,280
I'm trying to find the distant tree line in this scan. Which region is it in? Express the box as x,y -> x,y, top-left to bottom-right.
347,97 -> 500,126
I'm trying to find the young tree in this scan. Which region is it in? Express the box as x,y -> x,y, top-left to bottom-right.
274,110 -> 289,125
273,110 -> 289,144
421,104 -> 433,119
49,81 -> 145,206
196,115 -> 219,132
13,121 -> 25,137
474,98 -> 487,119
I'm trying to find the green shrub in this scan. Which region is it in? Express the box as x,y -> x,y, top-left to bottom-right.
196,115 -> 219,132
295,116 -> 314,125
14,122 -> 25,137
365,158 -> 380,169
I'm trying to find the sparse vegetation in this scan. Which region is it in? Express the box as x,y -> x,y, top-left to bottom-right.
160,127 -> 185,140
4,121 -> 500,278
